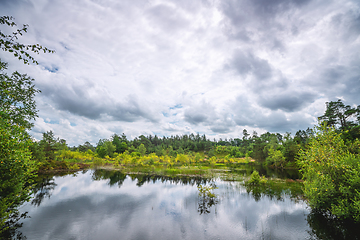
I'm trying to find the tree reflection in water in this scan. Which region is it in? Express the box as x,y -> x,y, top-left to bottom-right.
307,210 -> 360,240
31,175 -> 57,207
0,211 -> 29,240
92,169 -> 127,187
91,169 -> 210,188
6,170 -> 360,240
244,179 -> 304,202
197,183 -> 219,215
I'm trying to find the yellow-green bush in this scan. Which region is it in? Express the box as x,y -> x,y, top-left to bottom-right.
298,126 -> 360,222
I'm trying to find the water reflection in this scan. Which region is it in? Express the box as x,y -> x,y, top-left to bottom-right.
230,163 -> 302,180
0,211 -> 28,240
197,183 -> 218,215
91,169 -> 127,187
307,210 -> 360,240
91,169 -> 211,187
31,175 -> 57,207
244,180 -> 303,202
12,169 -> 360,240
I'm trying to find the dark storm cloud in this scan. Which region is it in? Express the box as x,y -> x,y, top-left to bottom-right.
209,114 -> 236,134
305,53 -> 360,102
225,49 -> 289,94
220,0 -> 312,28
332,10 -> 360,42
219,0 -> 313,54
258,91 -> 316,112
244,0 -> 311,16
184,112 -> 208,125
210,125 -> 232,134
232,95 -> 313,132
2,0 -> 359,143
183,101 -> 235,133
225,49 -> 273,80
38,80 -> 157,123
0,0 -> 31,8
183,101 -> 216,125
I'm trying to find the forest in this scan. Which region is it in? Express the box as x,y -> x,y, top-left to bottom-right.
31,99 -> 360,172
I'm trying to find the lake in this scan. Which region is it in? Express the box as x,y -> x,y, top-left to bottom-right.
11,168 -> 360,240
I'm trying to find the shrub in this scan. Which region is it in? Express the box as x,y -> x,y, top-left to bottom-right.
298,125 -> 360,222
93,157 -> 104,166
248,170 -> 267,185
69,163 -> 80,170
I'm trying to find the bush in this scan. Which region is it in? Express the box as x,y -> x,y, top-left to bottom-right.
248,170 -> 267,185
0,119 -> 36,231
298,125 -> 360,222
69,163 -> 80,170
93,157 -> 104,166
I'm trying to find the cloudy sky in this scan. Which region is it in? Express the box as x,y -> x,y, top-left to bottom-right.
1,0 -> 359,146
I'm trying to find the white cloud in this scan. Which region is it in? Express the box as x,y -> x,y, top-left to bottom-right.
1,0 -> 359,145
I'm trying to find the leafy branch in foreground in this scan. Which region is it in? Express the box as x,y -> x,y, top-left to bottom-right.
0,15 -> 53,235
0,62 -> 39,129
0,16 -> 54,65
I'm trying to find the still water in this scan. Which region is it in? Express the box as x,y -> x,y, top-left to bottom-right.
15,169 -> 360,240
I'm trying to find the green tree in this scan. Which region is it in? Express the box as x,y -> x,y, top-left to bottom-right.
103,140 -> 116,158
112,134 -> 127,153
0,63 -> 39,129
96,139 -> 115,158
0,16 -> 53,234
0,16 -> 54,64
78,141 -> 95,152
298,125 -> 360,222
138,144 -> 146,156
0,118 -> 36,232
96,146 -> 106,158
318,99 -> 360,130
266,148 -> 285,168
38,131 -> 59,161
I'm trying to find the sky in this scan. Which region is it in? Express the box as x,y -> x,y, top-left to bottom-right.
1,0 -> 359,146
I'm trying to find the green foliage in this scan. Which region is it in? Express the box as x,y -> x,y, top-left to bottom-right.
197,183 -> 219,214
0,16 -> 54,65
0,118 -> 36,231
96,139 -> 115,158
266,148 -> 285,168
0,63 -> 39,129
69,163 -> 80,170
197,184 -> 218,198
103,141 -> 116,158
175,154 -> 189,165
96,146 -> 106,158
92,157 -> 104,166
207,148 -> 215,158
194,153 -> 201,163
57,149 -> 95,162
0,16 -> 53,234
209,156 -> 217,167
112,133 -> 127,153
130,152 -> 141,158
78,141 -> 95,152
215,146 -> 229,155
298,125 -> 360,222
138,144 -> 146,156
38,131 -> 61,161
318,99 -> 360,130
248,170 -> 267,185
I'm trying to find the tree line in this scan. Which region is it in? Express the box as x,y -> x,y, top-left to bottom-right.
31,97 -> 360,169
